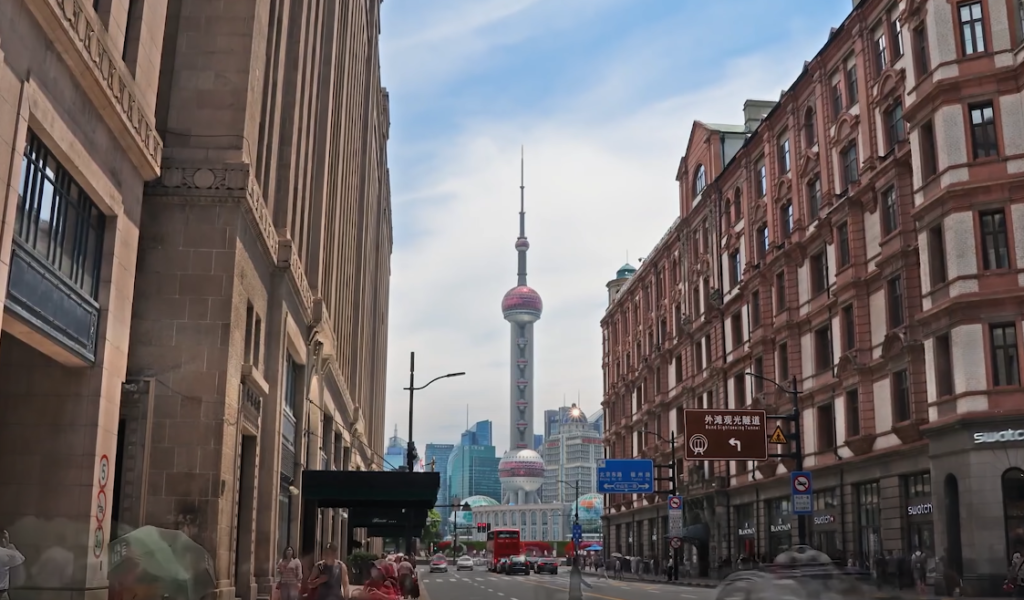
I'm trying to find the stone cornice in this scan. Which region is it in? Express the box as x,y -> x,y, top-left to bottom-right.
27,0 -> 162,177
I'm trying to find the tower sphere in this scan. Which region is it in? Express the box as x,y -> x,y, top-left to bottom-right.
501,285 -> 543,324
498,448 -> 545,494
515,238 -> 530,251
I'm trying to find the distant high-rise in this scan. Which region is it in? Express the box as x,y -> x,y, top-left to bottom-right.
448,445 -> 501,503
384,425 -> 406,471
534,434 -> 544,450
541,405 -> 603,504
426,443 -> 456,536
461,420 -> 493,447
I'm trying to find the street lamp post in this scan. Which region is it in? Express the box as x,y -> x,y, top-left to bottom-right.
746,372 -> 806,546
404,351 -> 466,554
557,479 -> 582,563
642,428 -> 679,581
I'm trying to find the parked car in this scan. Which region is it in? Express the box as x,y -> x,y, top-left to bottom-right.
496,557 -> 509,574
429,555 -> 448,573
506,555 -> 530,576
456,556 -> 474,571
535,557 -> 559,575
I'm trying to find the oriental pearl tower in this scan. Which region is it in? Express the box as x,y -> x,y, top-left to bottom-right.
498,150 -> 545,505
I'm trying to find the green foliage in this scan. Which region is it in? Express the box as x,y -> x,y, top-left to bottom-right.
421,509 -> 442,543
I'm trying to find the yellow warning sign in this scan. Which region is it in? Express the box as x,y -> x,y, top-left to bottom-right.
769,426 -> 788,445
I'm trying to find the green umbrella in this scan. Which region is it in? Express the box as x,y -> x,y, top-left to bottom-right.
110,526 -> 216,600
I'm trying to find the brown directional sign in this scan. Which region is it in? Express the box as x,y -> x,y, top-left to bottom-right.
683,409 -> 768,461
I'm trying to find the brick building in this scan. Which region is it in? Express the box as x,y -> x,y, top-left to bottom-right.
0,2 -> 391,600
601,0 -> 1024,593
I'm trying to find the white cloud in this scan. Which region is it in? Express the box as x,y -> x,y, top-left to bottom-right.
382,9 -> 841,453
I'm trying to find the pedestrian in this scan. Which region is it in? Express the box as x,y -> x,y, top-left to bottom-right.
0,530 -> 25,600
277,547 -> 303,600
308,543 -> 350,600
396,556 -> 415,599
910,548 -> 927,595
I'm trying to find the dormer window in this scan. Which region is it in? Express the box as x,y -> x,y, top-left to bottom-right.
694,164 -> 707,196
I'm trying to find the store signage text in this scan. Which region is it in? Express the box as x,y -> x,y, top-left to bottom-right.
770,523 -> 792,533
907,503 -> 933,516
814,515 -> 836,525
974,429 -> 1024,444
737,526 -> 755,536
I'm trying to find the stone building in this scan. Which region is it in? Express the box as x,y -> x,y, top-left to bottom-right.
601,0 -> 1024,593
0,1 -> 391,600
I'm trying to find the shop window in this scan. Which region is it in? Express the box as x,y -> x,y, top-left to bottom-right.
814,488 -> 840,511
857,482 -> 882,562
766,497 -> 792,559
1004,469 -> 1024,557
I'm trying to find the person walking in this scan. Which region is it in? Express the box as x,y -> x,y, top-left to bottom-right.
0,530 -> 25,600
910,548 -> 927,595
308,543 -> 350,600
277,547 -> 303,600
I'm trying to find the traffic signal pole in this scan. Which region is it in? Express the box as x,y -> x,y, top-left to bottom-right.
653,430 -> 678,582
765,375 -> 806,546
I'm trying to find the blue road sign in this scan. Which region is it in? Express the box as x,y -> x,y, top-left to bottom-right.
572,523 -> 582,536
791,471 -> 813,515
596,459 -> 655,493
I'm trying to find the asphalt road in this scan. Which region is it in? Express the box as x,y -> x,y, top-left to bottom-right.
417,566 -> 718,600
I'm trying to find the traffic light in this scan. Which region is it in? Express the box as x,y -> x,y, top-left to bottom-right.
486,523 -> 492,532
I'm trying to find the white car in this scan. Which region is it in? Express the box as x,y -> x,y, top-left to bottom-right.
456,556 -> 474,571
429,555 -> 448,573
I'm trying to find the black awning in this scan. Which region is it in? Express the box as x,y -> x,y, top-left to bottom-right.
302,470 -> 440,509
350,507 -> 428,529
367,526 -> 413,538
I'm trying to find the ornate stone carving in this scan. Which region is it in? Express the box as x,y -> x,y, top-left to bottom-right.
893,420 -> 925,444
835,353 -> 859,378
28,0 -> 162,176
833,113 -> 860,147
757,459 -> 780,479
881,330 -> 906,360
846,433 -> 876,456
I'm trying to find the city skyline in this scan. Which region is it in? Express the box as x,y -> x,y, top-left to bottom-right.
379,0 -> 853,452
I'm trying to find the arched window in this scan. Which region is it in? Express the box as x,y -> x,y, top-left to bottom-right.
724,197 -> 733,227
733,186 -> 743,221
694,164 -> 707,195
531,511 -> 538,526
542,511 -> 549,525
511,512 -> 517,526
804,105 -> 817,147
1003,468 -> 1024,557
520,511 -> 527,527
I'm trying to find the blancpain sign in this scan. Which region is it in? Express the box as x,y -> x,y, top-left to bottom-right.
974,429 -> 1024,444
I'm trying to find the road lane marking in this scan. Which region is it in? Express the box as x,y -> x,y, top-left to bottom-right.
515,576 -> 639,600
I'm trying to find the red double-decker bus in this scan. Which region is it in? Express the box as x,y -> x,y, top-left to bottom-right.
486,529 -> 521,571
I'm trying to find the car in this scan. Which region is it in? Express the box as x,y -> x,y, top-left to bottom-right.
535,557 -> 559,575
429,555 -> 448,573
495,557 -> 509,574
456,556 -> 474,571
505,555 -> 530,576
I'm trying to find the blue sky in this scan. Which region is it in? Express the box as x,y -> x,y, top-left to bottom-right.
380,0 -> 853,455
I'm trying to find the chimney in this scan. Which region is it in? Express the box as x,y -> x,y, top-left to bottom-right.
743,99 -> 778,132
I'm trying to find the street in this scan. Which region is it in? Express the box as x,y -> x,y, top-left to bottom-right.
417,567 -> 717,600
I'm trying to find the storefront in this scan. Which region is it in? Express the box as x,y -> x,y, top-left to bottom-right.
811,487 -> 841,558
734,503 -> 757,559
765,497 -> 792,558
904,473 -> 934,556
855,481 -> 881,564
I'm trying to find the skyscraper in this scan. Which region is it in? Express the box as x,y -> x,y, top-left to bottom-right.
448,445 -> 502,503
460,420 -> 493,447
426,443 -> 456,536
384,425 -> 406,471
501,152 -> 543,451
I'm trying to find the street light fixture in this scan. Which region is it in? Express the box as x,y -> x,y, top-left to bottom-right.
402,351 -> 465,554
745,371 -> 806,546
641,427 -> 679,582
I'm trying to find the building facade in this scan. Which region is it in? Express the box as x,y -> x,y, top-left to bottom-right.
541,406 -> 603,504
385,426 -> 407,471
601,0 -> 1024,594
448,444 -> 502,504
460,419 -> 493,447
425,443 -> 455,537
0,1 -> 391,600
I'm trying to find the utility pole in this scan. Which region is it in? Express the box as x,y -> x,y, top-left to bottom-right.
752,373 -> 807,546
649,429 -> 679,581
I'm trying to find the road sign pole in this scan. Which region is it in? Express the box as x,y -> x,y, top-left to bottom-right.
791,375 -> 807,547
670,430 -> 678,582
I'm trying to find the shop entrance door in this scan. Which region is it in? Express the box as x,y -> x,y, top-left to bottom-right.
812,530 -> 839,557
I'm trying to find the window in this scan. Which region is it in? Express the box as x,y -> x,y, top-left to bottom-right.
845,388 -> 861,437
934,333 -> 954,397
857,483 -> 882,559
846,62 -> 858,107
831,78 -> 843,117
810,251 -> 827,295
875,30 -> 888,72
729,250 -> 741,287
881,186 -> 899,236
756,224 -> 769,260
733,373 -> 747,406
817,402 -> 836,450
892,15 -> 904,58
752,356 -> 764,395
750,290 -> 761,328
841,143 -> 859,188
814,324 -> 832,373
815,488 -> 841,511
842,304 -> 856,352
734,187 -> 743,220
756,160 -> 767,198
693,341 -> 704,372
920,120 -> 938,178
731,312 -> 743,348
15,132 -> 106,300
694,164 -> 707,195
777,342 -> 790,382
283,354 -> 301,449
980,209 -> 1010,270
892,369 -> 911,423
887,276 -> 904,329
886,102 -> 906,148
959,1 -> 986,56
914,25 -> 930,77
991,323 -> 1020,387
804,107 -> 817,147
779,202 -> 793,238
837,222 -> 851,268
969,103 -> 998,159
778,138 -> 791,174
928,224 -> 948,286
807,177 -> 822,220
775,270 -> 787,312
1002,469 -> 1024,559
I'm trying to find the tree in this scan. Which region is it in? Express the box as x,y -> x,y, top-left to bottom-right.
421,509 -> 441,544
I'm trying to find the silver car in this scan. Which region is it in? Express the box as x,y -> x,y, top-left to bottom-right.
456,556 -> 474,571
